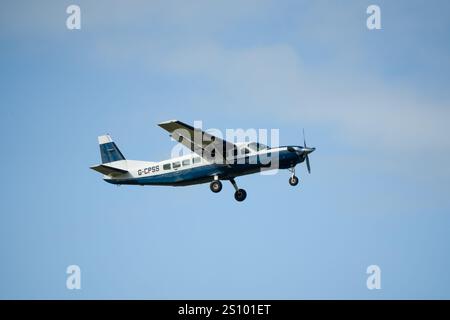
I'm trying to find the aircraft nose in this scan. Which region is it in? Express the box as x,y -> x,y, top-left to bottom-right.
288,146 -> 315,155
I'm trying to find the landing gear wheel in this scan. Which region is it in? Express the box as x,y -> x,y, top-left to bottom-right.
234,189 -> 247,202
210,180 -> 222,193
289,175 -> 299,186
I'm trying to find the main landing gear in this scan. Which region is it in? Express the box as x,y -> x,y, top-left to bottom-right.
288,167 -> 299,186
209,177 -> 247,202
210,180 -> 222,193
230,178 -> 247,202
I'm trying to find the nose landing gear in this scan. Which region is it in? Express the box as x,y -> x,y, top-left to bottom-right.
289,176 -> 299,186
288,167 -> 299,186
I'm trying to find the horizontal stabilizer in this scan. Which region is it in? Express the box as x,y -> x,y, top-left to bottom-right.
90,164 -> 128,176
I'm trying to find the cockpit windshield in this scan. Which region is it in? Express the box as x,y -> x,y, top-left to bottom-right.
247,142 -> 269,151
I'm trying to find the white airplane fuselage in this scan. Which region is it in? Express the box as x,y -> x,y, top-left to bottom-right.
103,145 -> 306,186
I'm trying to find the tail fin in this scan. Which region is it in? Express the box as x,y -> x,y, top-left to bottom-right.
98,135 -> 126,164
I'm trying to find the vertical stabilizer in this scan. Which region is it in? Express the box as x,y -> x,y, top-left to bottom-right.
98,135 -> 126,164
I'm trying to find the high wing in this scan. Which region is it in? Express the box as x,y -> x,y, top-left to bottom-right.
90,164 -> 128,177
158,120 -> 237,162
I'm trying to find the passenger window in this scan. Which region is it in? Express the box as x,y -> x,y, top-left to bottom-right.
163,163 -> 171,170
193,157 -> 201,164
244,148 -> 251,154
182,159 -> 190,166
173,162 -> 181,169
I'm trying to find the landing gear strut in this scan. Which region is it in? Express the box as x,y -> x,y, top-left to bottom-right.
288,167 -> 299,186
230,178 -> 247,202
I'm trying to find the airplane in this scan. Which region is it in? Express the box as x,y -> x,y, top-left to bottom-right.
90,120 -> 315,202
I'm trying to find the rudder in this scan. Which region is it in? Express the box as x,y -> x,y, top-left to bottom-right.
98,135 -> 126,164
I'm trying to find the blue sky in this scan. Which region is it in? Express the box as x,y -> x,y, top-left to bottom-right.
1,0 -> 450,299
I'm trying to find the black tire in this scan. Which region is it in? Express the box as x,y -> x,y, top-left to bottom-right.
210,180 -> 222,193
234,189 -> 247,202
289,176 -> 299,186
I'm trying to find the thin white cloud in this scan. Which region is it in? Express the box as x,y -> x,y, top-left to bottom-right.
6,0 -> 449,176
157,42 -> 450,153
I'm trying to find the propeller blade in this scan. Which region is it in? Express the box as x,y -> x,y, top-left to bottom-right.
303,128 -> 306,148
306,154 -> 311,174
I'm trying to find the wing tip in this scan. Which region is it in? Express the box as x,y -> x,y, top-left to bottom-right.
158,119 -> 179,126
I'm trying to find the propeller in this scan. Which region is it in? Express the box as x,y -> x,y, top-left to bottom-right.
287,129 -> 315,173
303,129 -> 314,174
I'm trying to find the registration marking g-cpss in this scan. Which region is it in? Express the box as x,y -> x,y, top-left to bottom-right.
138,165 -> 159,176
